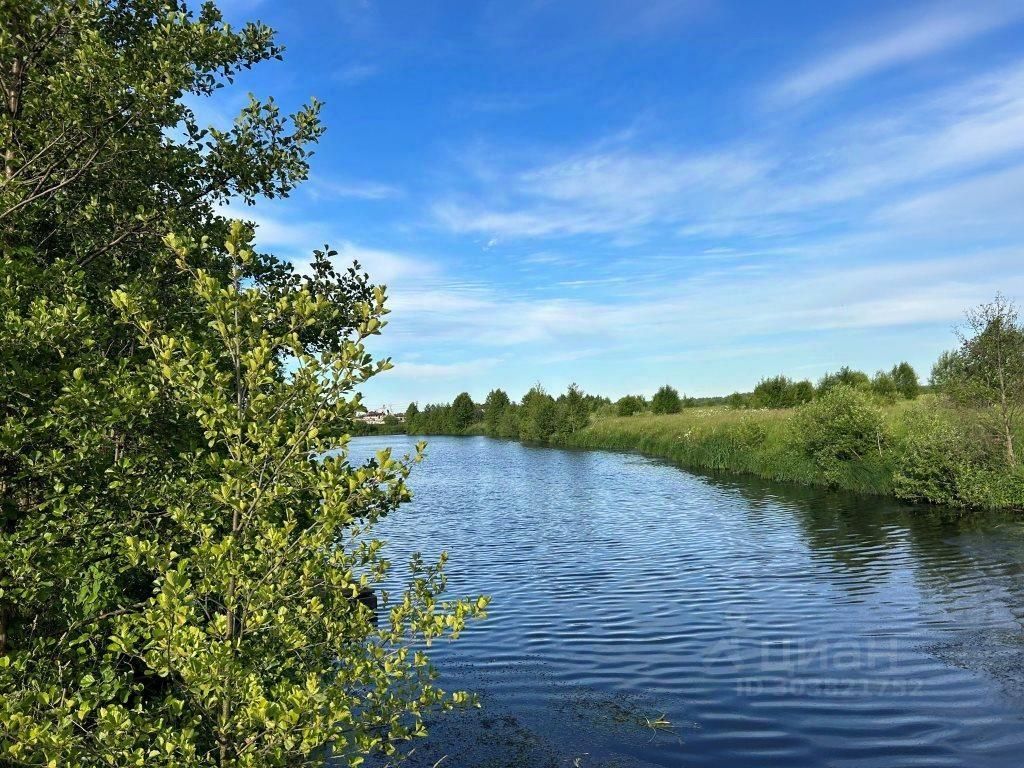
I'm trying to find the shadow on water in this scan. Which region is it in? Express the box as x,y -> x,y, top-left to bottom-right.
352,436 -> 1024,768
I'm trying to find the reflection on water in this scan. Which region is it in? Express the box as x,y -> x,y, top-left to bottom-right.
351,435 -> 1024,768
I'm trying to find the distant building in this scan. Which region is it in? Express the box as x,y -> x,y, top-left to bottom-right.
356,407 -> 405,425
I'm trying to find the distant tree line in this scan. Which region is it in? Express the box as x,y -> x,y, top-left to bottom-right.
402,362 -> 924,440
404,384 -> 610,442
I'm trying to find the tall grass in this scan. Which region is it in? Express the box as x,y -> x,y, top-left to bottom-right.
555,397 -> 994,502
557,408 -> 887,494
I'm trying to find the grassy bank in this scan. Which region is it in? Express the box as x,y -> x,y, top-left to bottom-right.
554,404 -> 902,497
550,396 -> 1024,509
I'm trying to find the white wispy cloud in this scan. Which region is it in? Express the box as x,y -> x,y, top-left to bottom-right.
334,63 -> 380,85
433,56 -> 1024,244
215,206 -> 435,285
770,2 -> 1024,104
879,162 -> 1024,235
386,357 -> 505,381
370,244 -> 1024,397
434,146 -> 767,238
306,175 -> 404,201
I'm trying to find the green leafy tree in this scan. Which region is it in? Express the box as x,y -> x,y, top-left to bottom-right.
651,385 -> 682,415
404,401 -> 420,433
931,351 -> 959,389
520,385 -> 558,442
559,383 -> 590,435
414,403 -> 456,434
482,389 -> 510,436
753,375 -> 814,408
793,380 -> 815,405
817,366 -> 871,396
726,392 -> 747,409
451,392 -> 476,432
616,395 -> 646,416
871,370 -> 899,403
497,404 -> 521,439
0,2 -> 484,765
935,294 -> 1024,466
754,376 -> 789,408
890,361 -> 920,400
1,0 -> 332,674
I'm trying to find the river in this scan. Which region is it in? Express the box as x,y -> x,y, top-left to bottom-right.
352,434 -> 1024,768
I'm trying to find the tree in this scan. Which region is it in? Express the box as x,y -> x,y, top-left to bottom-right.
451,392 -> 476,432
559,383 -> 590,435
2,0 -> 328,678
616,394 -> 646,416
754,376 -> 788,408
792,380 -> 815,405
871,370 -> 899,403
817,366 -> 871,395
497,404 -> 521,439
651,385 -> 682,414
0,3 -> 484,764
520,385 -> 558,442
404,401 -> 420,433
753,375 -> 814,409
931,351 -> 959,389
890,361 -> 919,400
936,294 -> 1024,466
726,392 -> 747,409
482,389 -> 510,436
414,402 -> 456,434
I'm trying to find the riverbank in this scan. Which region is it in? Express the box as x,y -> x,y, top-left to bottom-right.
554,406 -> 894,496
406,396 -> 1024,511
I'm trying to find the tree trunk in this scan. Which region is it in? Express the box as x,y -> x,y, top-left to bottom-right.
1005,417 -> 1017,467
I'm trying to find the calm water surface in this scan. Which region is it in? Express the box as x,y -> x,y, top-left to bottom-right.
353,435 -> 1024,768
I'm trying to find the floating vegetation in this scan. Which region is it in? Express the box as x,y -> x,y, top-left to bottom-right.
642,714 -> 673,732
554,686 -> 694,744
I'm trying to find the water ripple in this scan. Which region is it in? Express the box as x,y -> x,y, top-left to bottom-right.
351,436 -> 1024,768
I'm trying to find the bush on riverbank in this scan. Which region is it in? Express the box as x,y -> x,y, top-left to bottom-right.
556,395 -> 1024,509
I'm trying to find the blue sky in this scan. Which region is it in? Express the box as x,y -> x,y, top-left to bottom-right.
208,0 -> 1024,408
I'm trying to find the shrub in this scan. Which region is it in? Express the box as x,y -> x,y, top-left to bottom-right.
817,366 -> 871,396
871,371 -> 899,404
892,407 -> 971,506
616,394 -> 646,416
754,375 -> 814,408
955,465 -> 1024,510
890,361 -> 920,399
520,385 -> 558,441
795,385 -> 886,483
893,401 -> 1024,509
651,385 -> 682,414
726,392 -> 748,409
